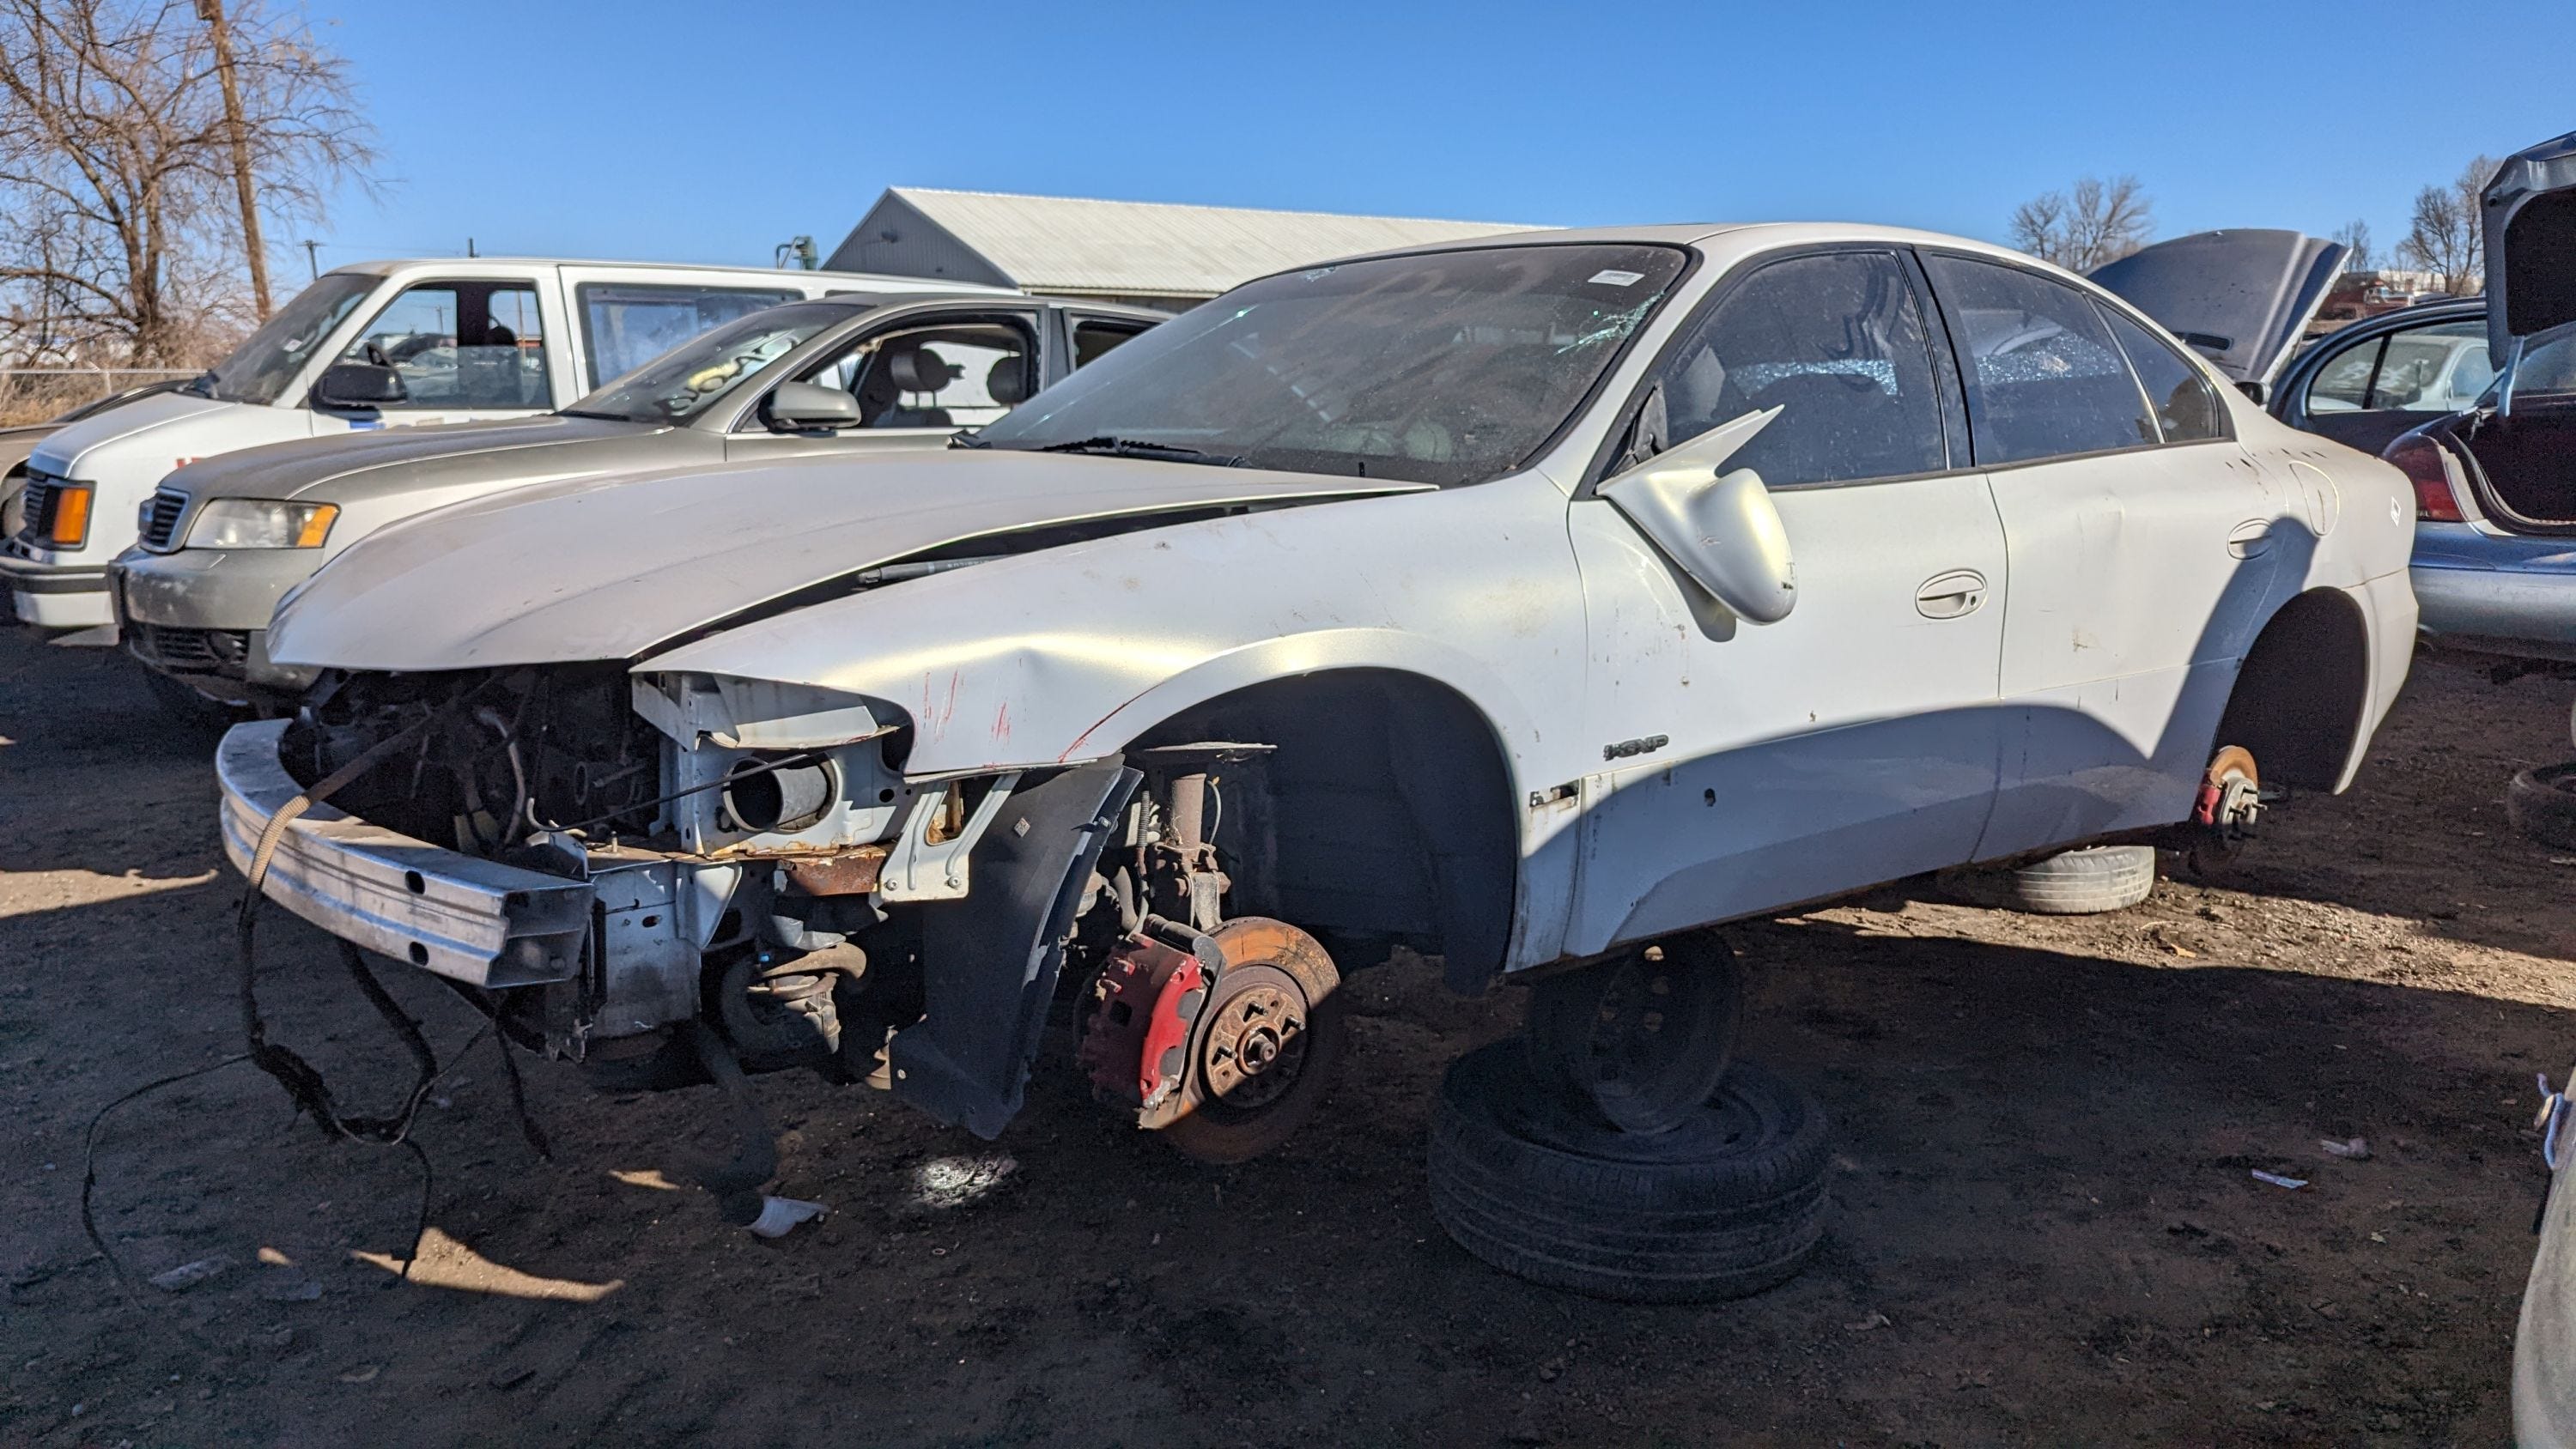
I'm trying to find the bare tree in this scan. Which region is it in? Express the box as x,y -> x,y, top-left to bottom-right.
2402,154 -> 2504,294
2332,218 -> 2373,274
2009,174 -> 2154,272
0,0 -> 375,366
2399,185 -> 2474,292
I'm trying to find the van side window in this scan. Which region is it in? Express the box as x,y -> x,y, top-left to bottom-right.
339,282 -> 549,410
1637,250 -> 1947,486
580,283 -> 801,387
1923,255 -> 2160,464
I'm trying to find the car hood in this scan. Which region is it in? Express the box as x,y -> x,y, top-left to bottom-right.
2088,229 -> 2348,385
27,388 -> 232,475
167,413 -> 658,504
2483,129 -> 2576,361
266,449 -> 1429,671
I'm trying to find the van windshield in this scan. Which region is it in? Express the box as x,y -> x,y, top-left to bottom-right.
971,244 -> 1688,486
193,272 -> 378,406
562,301 -> 858,425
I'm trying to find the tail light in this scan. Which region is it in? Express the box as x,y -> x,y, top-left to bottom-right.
2384,433 -> 2464,522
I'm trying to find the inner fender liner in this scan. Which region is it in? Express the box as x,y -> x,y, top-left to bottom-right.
891,758 -> 1140,1137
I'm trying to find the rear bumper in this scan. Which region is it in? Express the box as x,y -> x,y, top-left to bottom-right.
217,718 -> 591,986
2411,524 -> 2576,665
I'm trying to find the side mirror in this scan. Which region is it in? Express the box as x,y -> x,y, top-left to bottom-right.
1598,407 -> 1796,623
313,361 -> 406,411
766,379 -> 862,433
2233,379 -> 2269,405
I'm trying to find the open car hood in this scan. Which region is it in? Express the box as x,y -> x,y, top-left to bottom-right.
2484,129 -> 2576,361
2087,229 -> 2347,385
266,449 -> 1427,672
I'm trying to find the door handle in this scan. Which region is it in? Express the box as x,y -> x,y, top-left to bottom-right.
1914,569 -> 1989,621
2226,519 -> 2275,559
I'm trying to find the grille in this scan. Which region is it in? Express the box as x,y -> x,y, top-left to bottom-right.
18,473 -> 57,542
133,624 -> 248,672
140,488 -> 188,550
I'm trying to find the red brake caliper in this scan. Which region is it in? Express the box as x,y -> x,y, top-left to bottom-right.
1077,935 -> 1210,1112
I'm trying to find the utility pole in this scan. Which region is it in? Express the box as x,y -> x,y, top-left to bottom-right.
302,239 -> 320,280
197,0 -> 271,318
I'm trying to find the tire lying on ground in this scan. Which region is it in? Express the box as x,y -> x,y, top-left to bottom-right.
1948,843 -> 2156,915
1428,1041 -> 1830,1302
2507,761 -> 2576,852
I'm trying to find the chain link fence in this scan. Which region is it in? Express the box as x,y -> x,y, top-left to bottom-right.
1,367 -> 207,427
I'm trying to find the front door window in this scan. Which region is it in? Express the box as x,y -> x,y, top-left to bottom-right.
805,318 -> 1038,431
339,281 -> 550,410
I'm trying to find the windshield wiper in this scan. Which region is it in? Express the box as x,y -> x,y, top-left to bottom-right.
181,369 -> 218,397
948,431 -> 991,449
1031,435 -> 1240,466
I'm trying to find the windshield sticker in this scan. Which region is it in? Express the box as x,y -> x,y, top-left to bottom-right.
1589,270 -> 1646,288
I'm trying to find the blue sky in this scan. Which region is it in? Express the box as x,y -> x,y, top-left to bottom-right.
301,0 -> 2574,275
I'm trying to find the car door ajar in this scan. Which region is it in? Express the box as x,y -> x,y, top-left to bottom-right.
1564,248 -> 2008,955
1923,254 -> 2293,860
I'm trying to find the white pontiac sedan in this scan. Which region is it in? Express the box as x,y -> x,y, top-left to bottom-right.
222,224 -> 2416,1295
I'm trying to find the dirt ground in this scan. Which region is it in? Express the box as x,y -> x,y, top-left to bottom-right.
4,624 -> 2573,1448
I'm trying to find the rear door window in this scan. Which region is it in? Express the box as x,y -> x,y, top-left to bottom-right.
1072,317 -> 1154,369
580,282 -> 801,387
1633,250 -> 1947,486
2099,306 -> 2228,442
338,280 -> 549,410
2372,319 -> 2494,410
1922,254 -> 2160,464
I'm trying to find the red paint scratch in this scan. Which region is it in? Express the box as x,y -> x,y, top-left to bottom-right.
993,700 -> 1011,741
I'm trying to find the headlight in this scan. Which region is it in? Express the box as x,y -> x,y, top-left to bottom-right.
186,499 -> 338,549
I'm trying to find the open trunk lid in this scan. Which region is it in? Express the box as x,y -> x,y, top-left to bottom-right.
2484,129 -> 2576,363
2087,229 -> 2348,385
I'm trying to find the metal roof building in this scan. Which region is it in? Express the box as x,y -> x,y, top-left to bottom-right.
823,188 -> 1536,311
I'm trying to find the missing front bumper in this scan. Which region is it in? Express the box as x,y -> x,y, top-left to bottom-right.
218,718 -> 591,986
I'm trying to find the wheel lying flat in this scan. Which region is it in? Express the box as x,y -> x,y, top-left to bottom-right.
1526,935 -> 1742,1135
1156,916 -> 1347,1164
1951,843 -> 2157,915
1429,1041 -> 1831,1302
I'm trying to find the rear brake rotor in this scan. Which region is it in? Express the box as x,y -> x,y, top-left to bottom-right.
2186,745 -> 2261,877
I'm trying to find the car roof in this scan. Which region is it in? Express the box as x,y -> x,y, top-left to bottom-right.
318,257 -> 1020,295
1266,221 -> 2089,283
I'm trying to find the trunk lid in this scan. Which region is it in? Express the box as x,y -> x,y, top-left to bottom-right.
2483,129 -> 2576,361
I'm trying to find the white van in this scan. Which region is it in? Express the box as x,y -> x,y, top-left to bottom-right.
2,258 -> 1012,636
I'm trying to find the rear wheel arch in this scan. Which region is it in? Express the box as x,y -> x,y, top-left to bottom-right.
1127,668 -> 1521,992
2212,585 -> 2373,793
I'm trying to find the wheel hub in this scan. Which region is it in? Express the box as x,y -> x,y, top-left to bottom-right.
1199,969 -> 1308,1112
1528,937 -> 1744,1135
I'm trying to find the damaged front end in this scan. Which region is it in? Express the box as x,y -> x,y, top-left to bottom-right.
221,661 -> 1139,1139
